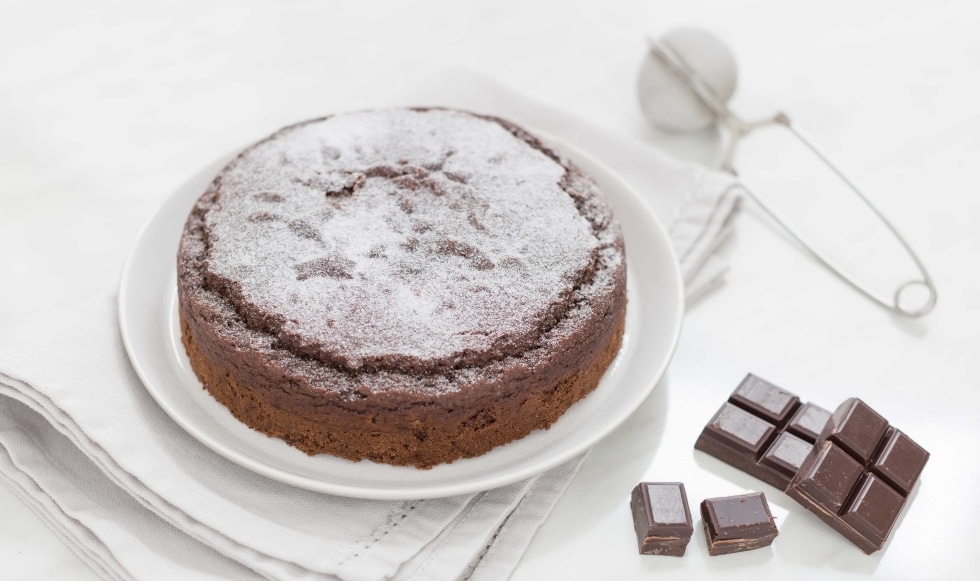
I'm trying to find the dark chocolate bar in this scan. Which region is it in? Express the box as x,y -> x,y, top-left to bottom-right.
786,398 -> 929,554
700,492 -> 779,556
695,374 -> 831,490
630,482 -> 694,556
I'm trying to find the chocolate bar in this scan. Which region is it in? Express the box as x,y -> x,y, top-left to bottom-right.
700,492 -> 779,556
629,482 -> 694,556
695,374 -> 831,490
786,398 -> 929,554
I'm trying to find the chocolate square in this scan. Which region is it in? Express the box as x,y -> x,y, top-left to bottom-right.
729,374 -> 800,425
822,398 -> 889,462
700,492 -> 779,556
787,402 -> 832,442
760,431 -> 814,479
702,403 -> 777,458
630,482 -> 694,556
793,440 -> 865,513
872,428 -> 929,496
840,474 -> 907,553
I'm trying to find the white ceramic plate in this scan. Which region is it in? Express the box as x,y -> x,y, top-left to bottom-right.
118,133 -> 684,500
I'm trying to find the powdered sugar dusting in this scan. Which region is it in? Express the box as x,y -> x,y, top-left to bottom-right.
204,109 -> 601,370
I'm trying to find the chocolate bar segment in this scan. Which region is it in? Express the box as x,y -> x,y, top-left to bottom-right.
730,374 -> 800,425
823,399 -> 889,462
840,474 -> 906,548
872,429 -> 929,496
630,482 -> 694,556
759,431 -> 814,480
701,403 -> 777,458
700,492 -> 779,556
792,440 -> 864,513
695,374 -> 830,490
787,402 -> 833,442
786,398 -> 929,554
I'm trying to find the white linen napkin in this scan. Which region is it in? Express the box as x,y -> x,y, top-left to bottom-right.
0,70 -> 740,581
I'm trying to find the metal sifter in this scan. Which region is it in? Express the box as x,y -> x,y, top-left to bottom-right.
638,27 -> 937,317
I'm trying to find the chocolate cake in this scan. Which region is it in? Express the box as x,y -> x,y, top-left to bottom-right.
177,108 -> 627,468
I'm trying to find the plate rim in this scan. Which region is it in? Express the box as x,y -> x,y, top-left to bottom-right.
118,128 -> 684,499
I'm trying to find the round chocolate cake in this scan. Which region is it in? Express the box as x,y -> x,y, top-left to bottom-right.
177,108 -> 627,468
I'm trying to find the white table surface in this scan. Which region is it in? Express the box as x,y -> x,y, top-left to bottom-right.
2,0 -> 978,579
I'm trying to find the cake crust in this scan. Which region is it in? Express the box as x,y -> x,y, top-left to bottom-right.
177,108 -> 627,467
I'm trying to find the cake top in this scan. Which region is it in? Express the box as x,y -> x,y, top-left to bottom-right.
200,108 -> 613,371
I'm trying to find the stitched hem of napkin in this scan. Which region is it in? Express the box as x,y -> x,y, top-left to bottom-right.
0,374 -> 287,580
461,452 -> 588,581
0,392 -> 269,580
395,477 -> 539,581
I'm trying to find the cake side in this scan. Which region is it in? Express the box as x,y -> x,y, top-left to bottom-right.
179,300 -> 624,467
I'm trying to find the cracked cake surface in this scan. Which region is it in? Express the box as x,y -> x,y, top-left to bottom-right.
177,108 -> 627,467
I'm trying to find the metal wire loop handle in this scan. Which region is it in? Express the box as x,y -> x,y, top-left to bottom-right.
647,37 -> 937,317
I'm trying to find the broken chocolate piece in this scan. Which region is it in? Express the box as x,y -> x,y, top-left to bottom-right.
695,374 -> 831,490
786,398 -> 929,554
630,482 -> 694,556
700,492 -> 779,556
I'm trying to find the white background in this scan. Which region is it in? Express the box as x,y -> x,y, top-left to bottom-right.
2,0 -> 979,579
